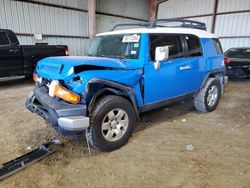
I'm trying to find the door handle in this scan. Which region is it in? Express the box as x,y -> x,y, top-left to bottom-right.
180,65 -> 191,70
9,49 -> 19,53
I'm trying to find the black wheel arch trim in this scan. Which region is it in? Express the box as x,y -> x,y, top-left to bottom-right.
85,78 -> 140,121
200,69 -> 225,89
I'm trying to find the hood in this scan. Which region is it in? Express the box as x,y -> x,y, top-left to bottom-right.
36,56 -> 140,80
36,56 -> 143,94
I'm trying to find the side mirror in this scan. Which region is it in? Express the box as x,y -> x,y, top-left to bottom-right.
154,46 -> 169,70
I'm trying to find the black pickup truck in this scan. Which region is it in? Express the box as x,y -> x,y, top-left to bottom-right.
0,29 -> 68,78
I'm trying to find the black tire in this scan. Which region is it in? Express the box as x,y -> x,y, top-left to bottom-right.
194,78 -> 221,113
87,95 -> 136,152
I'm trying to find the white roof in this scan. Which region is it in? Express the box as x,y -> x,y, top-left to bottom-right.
97,27 -> 218,39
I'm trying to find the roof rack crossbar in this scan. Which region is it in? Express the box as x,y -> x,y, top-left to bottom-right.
149,19 -> 207,31
110,19 -> 207,31
110,23 -> 150,31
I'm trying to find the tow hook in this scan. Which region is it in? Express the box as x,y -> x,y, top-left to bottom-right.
0,139 -> 63,181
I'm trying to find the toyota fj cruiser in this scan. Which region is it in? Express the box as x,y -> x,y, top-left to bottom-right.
26,19 -> 227,151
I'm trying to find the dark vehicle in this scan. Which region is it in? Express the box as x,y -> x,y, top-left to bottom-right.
224,47 -> 250,79
0,29 -> 68,78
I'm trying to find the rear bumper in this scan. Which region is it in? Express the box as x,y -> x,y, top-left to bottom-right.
26,86 -> 89,135
226,66 -> 250,79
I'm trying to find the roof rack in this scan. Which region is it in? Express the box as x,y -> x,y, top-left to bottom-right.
150,19 -> 207,31
110,23 -> 150,31
110,19 -> 207,31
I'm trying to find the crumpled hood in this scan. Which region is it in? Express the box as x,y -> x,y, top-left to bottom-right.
36,56 -> 143,94
37,56 -> 142,80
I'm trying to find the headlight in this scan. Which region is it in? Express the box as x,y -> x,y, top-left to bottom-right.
33,73 -> 42,83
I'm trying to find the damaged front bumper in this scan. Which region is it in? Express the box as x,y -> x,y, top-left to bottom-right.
26,86 -> 89,135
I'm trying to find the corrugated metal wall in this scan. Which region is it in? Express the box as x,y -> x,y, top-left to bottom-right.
157,0 -> 214,19
96,0 -> 149,33
157,0 -> 250,51
0,0 -> 89,56
216,0 -> 250,51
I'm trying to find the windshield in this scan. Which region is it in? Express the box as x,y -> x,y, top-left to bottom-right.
225,48 -> 250,59
88,34 -> 141,59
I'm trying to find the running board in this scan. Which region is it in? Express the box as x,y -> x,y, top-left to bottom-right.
0,139 -> 63,181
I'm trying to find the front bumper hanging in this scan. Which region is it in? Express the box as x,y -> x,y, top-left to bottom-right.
26,86 -> 90,135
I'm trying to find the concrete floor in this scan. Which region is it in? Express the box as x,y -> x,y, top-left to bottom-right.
0,78 -> 249,188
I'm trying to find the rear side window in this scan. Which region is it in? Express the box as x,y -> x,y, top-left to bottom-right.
185,35 -> 202,57
0,32 -> 10,45
150,34 -> 184,60
212,38 -> 223,54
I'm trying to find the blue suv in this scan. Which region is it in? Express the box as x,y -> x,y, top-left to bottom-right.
26,19 -> 227,151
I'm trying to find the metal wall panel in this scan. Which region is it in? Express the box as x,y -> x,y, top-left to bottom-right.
157,0 -> 214,18
217,0 -> 250,12
96,0 -> 149,20
220,38 -> 250,51
96,15 -> 144,33
0,0 -> 88,55
32,0 -> 87,9
0,0 -> 88,36
215,12 -> 250,36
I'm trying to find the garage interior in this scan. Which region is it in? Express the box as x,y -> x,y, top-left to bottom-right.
0,0 -> 250,187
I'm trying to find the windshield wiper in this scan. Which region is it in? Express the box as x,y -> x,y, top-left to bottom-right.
88,53 -> 125,60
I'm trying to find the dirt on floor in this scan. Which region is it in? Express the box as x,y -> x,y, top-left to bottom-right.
0,77 -> 249,188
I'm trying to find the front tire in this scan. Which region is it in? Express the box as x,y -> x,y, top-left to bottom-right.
88,95 -> 135,152
194,78 -> 221,113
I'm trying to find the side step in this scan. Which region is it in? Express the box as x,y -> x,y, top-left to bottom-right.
0,139 -> 62,181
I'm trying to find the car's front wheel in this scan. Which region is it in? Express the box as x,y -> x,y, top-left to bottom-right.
88,95 -> 135,151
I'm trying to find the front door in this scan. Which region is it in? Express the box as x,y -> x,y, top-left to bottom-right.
143,34 -> 194,104
0,32 -> 23,77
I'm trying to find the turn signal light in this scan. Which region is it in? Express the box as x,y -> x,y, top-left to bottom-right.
54,85 -> 80,104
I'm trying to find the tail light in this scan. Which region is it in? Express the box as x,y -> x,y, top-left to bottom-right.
224,57 -> 231,64
65,48 -> 69,56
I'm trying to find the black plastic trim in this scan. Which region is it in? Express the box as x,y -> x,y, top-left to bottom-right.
26,86 -> 87,135
86,78 -> 140,120
200,69 -> 225,89
139,92 -> 195,113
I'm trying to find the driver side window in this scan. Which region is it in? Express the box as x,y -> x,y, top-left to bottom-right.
150,34 -> 184,61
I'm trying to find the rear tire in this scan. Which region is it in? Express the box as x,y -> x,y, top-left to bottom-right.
88,95 -> 135,152
194,78 -> 221,113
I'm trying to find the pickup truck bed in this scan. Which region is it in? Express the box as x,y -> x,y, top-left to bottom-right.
0,29 -> 68,78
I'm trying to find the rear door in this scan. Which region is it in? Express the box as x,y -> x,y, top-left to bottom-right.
0,31 -> 23,77
143,34 -> 195,104
182,34 -> 204,92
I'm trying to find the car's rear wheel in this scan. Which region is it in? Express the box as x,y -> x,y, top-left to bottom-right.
194,78 -> 221,112
88,95 -> 135,151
